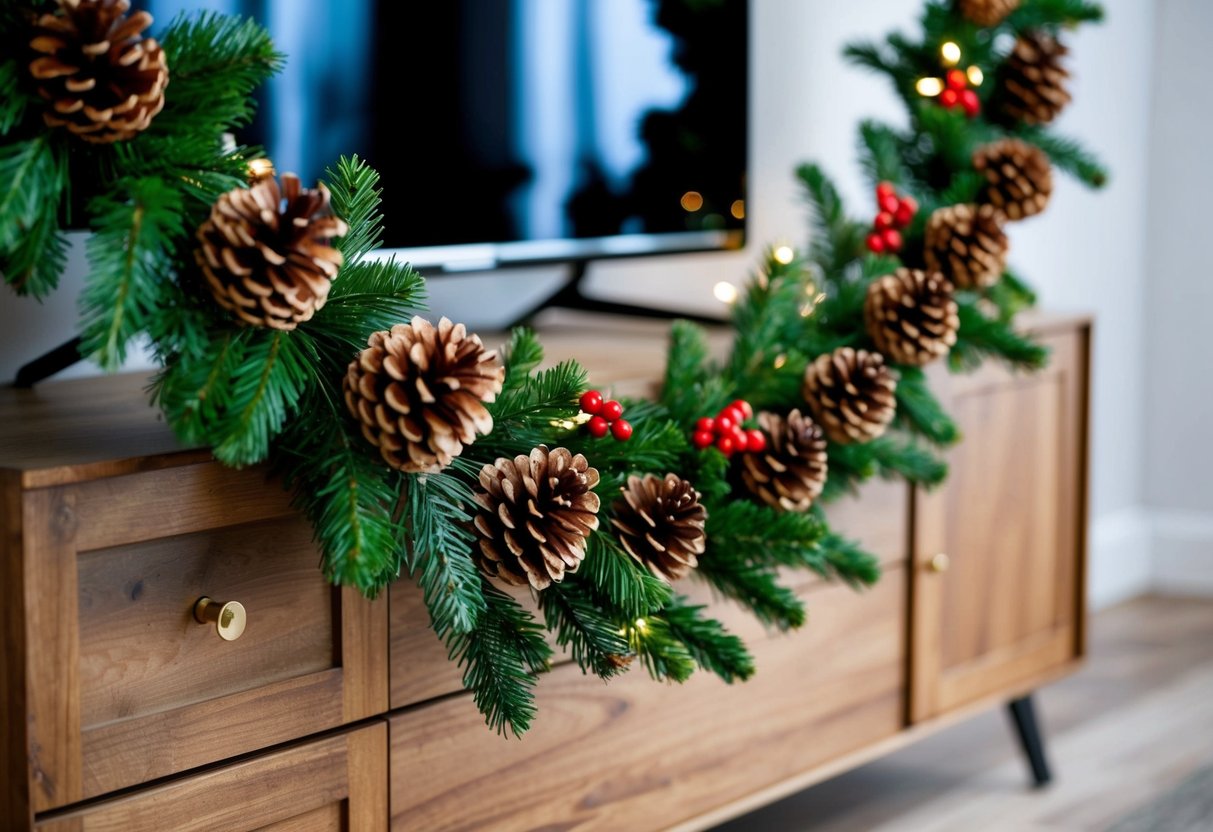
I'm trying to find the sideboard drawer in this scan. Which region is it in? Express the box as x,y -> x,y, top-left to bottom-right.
35,722 -> 387,832
19,463 -> 388,812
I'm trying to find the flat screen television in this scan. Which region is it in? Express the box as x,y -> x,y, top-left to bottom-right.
143,0 -> 748,273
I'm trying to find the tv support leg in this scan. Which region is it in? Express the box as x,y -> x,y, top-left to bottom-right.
1007,694 -> 1052,788
13,336 -> 83,388
505,260 -> 727,330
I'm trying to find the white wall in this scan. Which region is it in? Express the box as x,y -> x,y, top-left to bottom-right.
1143,0 -> 1213,596
0,0 -> 1164,606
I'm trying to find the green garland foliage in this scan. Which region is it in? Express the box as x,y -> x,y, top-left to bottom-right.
0,0 -> 1105,737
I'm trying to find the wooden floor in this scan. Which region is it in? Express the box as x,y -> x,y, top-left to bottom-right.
713,595 -> 1213,832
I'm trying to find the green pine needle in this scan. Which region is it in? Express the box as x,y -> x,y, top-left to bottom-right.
662,595 -> 755,683
541,580 -> 633,680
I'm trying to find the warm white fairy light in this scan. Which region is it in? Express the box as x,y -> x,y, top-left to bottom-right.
967,65 -> 984,86
773,245 -> 795,265
916,77 -> 944,97
940,41 -> 961,65
714,281 -> 739,304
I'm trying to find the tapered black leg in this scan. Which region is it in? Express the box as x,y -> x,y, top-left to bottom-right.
1007,694 -> 1052,787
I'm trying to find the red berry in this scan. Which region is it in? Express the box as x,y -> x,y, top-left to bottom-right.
587,416 -> 609,438
866,232 -> 886,254
692,429 -> 715,449
946,69 -> 967,91
719,405 -> 744,425
611,419 -> 633,441
894,201 -> 916,227
961,88 -> 981,117
601,400 -> 624,421
899,195 -> 918,215
876,181 -> 896,201
716,435 -> 735,457
940,88 -> 960,108
879,193 -> 900,215
732,399 -> 753,419
696,416 -> 715,433
579,390 -> 603,415
746,429 -> 767,452
881,228 -> 903,251
716,414 -> 736,433
731,426 -> 749,452
874,211 -> 895,231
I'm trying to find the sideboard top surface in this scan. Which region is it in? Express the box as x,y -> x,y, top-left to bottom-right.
0,309 -> 1089,489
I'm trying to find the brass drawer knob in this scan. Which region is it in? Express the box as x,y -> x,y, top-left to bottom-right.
193,597 -> 247,641
928,553 -> 951,573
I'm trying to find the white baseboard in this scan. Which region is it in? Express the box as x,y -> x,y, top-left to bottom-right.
1151,510 -> 1213,597
1088,508 -> 1155,610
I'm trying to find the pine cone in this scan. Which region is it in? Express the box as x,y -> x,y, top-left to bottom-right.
739,410 -> 828,512
972,138 -> 1053,221
612,473 -> 707,582
923,204 -> 1008,290
994,31 -> 1072,126
956,0 -> 1020,26
473,446 -> 601,589
802,348 -> 897,445
29,0 -> 168,144
197,174 -> 348,330
344,317 -> 504,473
864,268 -> 960,366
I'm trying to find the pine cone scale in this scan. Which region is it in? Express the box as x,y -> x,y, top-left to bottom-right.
865,268 -> 960,366
612,474 -> 706,582
973,138 -> 1053,220
803,348 -> 896,445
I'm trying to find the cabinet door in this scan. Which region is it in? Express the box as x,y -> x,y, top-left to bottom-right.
910,321 -> 1090,721
36,723 -> 386,832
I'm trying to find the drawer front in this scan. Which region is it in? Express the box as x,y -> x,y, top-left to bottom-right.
22,463 -> 387,812
389,568 -> 906,832
35,723 -> 387,832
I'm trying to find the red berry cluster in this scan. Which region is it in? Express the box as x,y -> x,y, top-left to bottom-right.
691,399 -> 767,457
865,182 -> 918,255
940,69 -> 981,117
579,390 -> 632,441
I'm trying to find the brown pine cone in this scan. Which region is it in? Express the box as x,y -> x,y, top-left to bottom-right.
472,446 -> 601,589
344,317 -> 504,473
864,268 -> 959,366
803,347 -> 897,445
739,410 -> 828,512
994,31 -> 1072,126
612,473 -> 707,582
197,173 -> 348,330
923,204 -> 1008,290
972,138 -> 1053,221
29,0 -> 168,144
956,0 -> 1020,26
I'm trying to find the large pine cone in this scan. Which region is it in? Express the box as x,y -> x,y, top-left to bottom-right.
473,446 -> 601,590
956,0 -> 1020,26
612,473 -> 707,582
197,174 -> 348,330
994,31 -> 1071,126
972,138 -> 1053,221
865,268 -> 959,366
803,348 -> 897,445
923,204 -> 1008,290
739,410 -> 828,512
345,317 -> 504,473
29,0 -> 168,144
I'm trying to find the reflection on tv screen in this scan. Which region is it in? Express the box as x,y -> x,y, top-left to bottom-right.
143,0 -> 748,259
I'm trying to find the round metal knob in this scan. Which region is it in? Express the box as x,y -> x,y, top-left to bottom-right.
193,597 -> 247,641
928,553 -> 951,573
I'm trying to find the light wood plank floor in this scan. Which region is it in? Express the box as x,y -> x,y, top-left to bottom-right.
714,595 -> 1213,831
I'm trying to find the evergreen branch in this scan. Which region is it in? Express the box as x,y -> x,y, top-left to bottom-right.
0,59 -> 30,136
325,155 -> 385,264
1016,125 -> 1109,188
1010,0 -> 1104,29
705,500 -> 825,571
662,319 -> 716,425
843,40 -> 900,77
209,331 -> 309,466
661,595 -> 754,683
0,211 -> 69,300
402,471 -> 486,633
868,434 -> 949,486
562,414 -> 688,494
893,365 -> 961,445
0,135 -> 63,260
627,615 -> 697,683
304,258 -> 425,360
541,579 -> 632,680
696,549 -> 805,631
446,580 -> 551,736
858,120 -> 913,188
951,298 -> 1050,372
808,525 -> 882,587
579,531 -> 672,620
152,330 -> 247,443
501,327 -> 545,393
80,177 -> 184,369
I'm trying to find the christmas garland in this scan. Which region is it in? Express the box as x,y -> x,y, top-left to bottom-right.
0,0 -> 1105,736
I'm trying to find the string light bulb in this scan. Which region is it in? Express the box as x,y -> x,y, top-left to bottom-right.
966,65 -> 984,86
940,41 -> 961,65
916,77 -> 944,97
713,281 -> 739,304
773,245 -> 795,264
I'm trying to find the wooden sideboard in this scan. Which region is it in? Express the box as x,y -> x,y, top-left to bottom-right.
0,313 -> 1089,831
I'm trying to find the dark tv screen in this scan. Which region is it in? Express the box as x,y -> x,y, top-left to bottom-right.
143,0 -> 748,269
